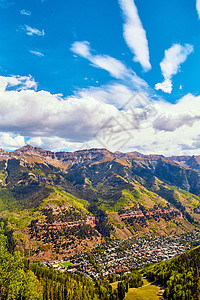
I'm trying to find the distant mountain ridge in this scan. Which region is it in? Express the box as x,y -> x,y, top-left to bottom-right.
1,144 -> 200,172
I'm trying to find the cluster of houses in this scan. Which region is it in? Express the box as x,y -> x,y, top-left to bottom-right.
41,230 -> 200,279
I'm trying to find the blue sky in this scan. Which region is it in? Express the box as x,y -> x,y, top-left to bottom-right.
1,0 -> 200,155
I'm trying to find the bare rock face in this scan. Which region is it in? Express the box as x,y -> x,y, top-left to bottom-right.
0,144 -> 200,173
14,144 -> 53,158
1,145 -> 200,200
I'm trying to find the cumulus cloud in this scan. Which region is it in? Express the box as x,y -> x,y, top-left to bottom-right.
0,75 -> 120,142
0,75 -> 37,91
197,0 -> 200,18
118,0 -> 151,71
155,79 -> 173,94
153,114 -> 200,132
0,133 -> 25,150
21,25 -> 45,36
155,43 -> 193,93
153,93 -> 200,132
83,92 -> 200,155
1,74 -> 200,155
0,75 -> 152,151
29,50 -> 44,57
20,9 -> 31,16
28,136 -> 78,152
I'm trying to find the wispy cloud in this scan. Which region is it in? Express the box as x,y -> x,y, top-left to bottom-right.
197,0 -> 200,18
71,41 -> 91,60
71,41 -> 148,91
118,0 -> 151,71
155,43 -> 194,93
160,44 -> 193,79
29,50 -> 44,57
71,41 -> 127,79
21,25 -> 45,37
0,0 -> 13,8
20,9 -> 31,16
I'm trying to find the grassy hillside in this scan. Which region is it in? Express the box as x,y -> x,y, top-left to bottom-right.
125,278 -> 162,300
145,245 -> 200,299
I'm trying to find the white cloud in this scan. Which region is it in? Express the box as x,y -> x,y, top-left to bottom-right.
1,74 -> 200,155
91,55 -> 128,79
28,136 -> 74,152
71,41 -> 91,58
197,0 -> 200,18
160,44 -> 193,79
29,50 -> 44,57
118,0 -> 151,71
78,83 -> 149,109
0,75 -> 120,142
152,93 -> 200,132
0,133 -> 25,150
0,0 -> 12,8
155,43 -> 193,93
71,41 -> 128,79
71,41 -> 149,91
20,9 -> 31,16
21,25 -> 45,37
155,79 -> 173,94
0,75 -> 37,92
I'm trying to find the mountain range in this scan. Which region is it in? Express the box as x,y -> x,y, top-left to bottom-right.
1,145 -> 200,259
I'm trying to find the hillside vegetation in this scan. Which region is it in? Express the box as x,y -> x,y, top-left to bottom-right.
0,223 -> 143,300
145,245 -> 200,299
1,146 -> 200,258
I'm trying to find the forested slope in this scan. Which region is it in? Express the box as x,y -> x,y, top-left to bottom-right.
145,245 -> 200,299
0,222 -> 142,300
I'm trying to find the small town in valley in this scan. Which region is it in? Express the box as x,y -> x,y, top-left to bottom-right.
40,230 -> 200,279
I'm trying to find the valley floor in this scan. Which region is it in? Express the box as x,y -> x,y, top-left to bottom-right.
56,230 -> 199,279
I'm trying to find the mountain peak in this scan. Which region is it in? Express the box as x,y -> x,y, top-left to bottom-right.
17,144 -> 36,151
14,144 -> 52,157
